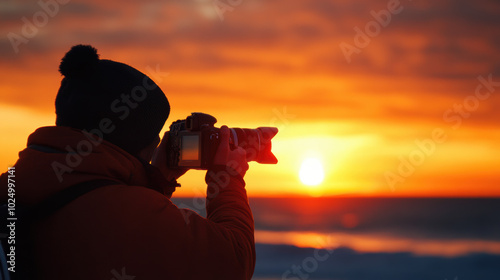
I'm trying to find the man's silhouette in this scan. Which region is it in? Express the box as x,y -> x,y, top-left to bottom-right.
0,45 -> 255,279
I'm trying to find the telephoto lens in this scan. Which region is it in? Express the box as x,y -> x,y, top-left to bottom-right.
228,127 -> 278,164
167,112 -> 278,169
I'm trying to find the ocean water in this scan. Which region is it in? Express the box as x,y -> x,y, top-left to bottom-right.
171,197 -> 500,280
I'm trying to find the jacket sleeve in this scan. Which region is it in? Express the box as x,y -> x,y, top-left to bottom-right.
178,166 -> 256,280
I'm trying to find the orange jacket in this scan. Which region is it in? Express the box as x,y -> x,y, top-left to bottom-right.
0,126 -> 255,280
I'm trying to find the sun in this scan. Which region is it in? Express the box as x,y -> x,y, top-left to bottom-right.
299,158 -> 325,186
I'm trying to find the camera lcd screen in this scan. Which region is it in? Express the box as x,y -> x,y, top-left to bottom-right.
181,135 -> 200,161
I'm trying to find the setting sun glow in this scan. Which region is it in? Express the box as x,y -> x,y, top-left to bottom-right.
1,0 -> 500,198
299,158 -> 325,186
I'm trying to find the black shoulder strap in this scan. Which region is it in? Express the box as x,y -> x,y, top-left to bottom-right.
0,179 -> 120,280
27,179 -> 120,221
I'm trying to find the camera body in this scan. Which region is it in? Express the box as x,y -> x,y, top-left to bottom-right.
167,113 -> 220,169
166,112 -> 278,169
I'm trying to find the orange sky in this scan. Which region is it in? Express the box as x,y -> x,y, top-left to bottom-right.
1,0 -> 499,197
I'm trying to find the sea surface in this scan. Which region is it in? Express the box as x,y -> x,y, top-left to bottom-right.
171,197 -> 500,280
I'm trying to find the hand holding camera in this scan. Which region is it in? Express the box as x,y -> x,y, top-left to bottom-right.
213,125 -> 249,178
151,132 -> 189,182
152,112 -> 278,185
166,112 -> 278,169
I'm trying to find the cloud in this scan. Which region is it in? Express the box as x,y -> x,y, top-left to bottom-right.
1,0 -> 499,190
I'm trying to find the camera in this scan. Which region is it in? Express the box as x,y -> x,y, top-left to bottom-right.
166,112 -> 278,169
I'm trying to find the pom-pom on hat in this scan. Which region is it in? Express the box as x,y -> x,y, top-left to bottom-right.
55,44 -> 170,157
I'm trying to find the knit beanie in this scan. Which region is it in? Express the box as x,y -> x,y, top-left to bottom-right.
55,44 -> 170,156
